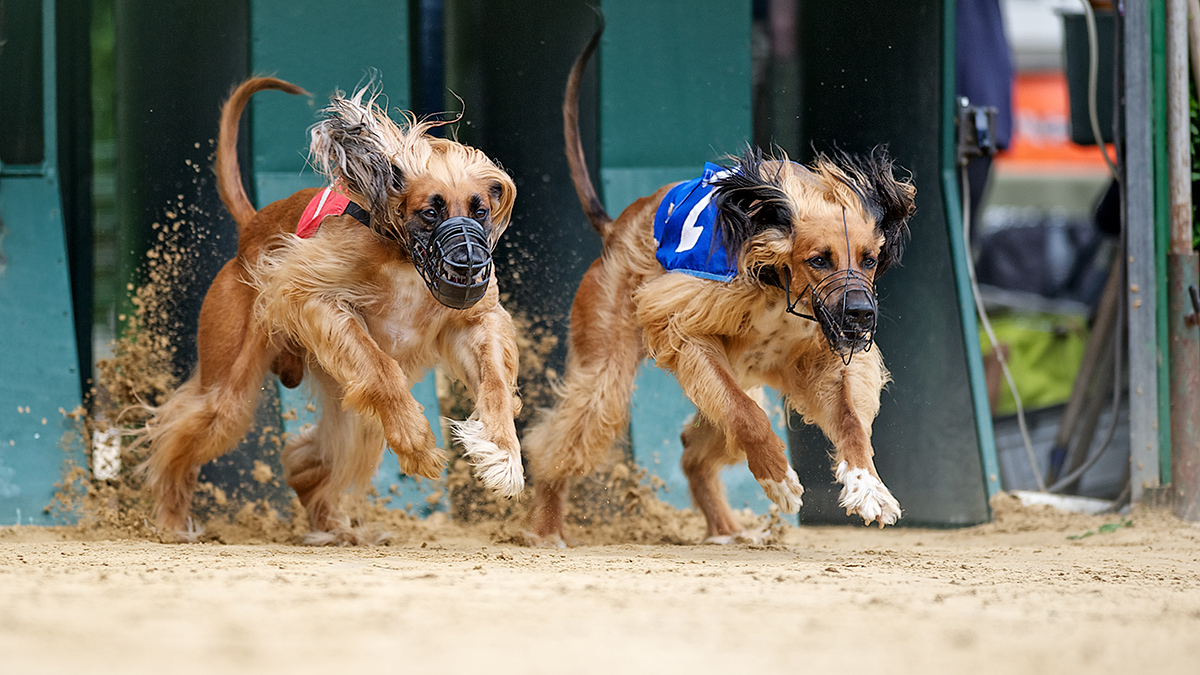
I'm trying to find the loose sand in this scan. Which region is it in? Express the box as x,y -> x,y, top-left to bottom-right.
1,495 -> 1198,675
37,110 -> 1200,675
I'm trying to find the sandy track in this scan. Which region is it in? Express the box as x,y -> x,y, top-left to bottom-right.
2,503 -> 1199,675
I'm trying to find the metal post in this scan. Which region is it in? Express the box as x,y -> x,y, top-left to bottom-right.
1167,0 -> 1200,520
1125,0 -> 1163,502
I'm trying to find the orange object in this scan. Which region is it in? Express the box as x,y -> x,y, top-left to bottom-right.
996,71 -> 1114,172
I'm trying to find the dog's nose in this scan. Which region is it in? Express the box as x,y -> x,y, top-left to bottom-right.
444,236 -> 490,266
839,292 -> 876,328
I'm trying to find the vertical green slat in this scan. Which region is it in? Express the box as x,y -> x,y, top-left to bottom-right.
251,0 -> 411,205
941,0 -> 1001,500
1151,0 -> 1173,482
793,0 -> 988,525
42,0 -> 59,175
597,0 -> 752,214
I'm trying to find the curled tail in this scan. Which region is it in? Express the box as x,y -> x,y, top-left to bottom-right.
216,76 -> 309,228
564,17 -> 612,235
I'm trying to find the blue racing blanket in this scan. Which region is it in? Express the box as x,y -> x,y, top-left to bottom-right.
654,163 -> 738,281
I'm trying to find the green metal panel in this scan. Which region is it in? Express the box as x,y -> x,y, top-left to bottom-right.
597,0 -> 775,513
598,0 -> 752,212
792,0 -> 991,526
249,0 -> 441,510
0,0 -> 83,525
250,0 -> 411,204
0,177 -> 83,525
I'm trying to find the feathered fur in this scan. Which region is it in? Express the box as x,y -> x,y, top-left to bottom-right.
523,31 -> 916,547
138,77 -> 524,544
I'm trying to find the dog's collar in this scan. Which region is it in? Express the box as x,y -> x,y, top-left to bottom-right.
296,186 -> 370,238
344,200 -> 370,227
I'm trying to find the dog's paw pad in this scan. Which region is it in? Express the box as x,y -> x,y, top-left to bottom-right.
835,460 -> 901,526
450,419 -> 525,497
758,466 -> 804,515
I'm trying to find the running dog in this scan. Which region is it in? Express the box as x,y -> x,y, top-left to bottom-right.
139,77 -> 523,543
523,28 -> 916,546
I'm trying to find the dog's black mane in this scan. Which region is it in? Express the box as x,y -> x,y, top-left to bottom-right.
822,146 -> 916,275
711,147 -> 794,259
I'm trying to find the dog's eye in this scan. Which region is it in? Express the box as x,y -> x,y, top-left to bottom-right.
473,208 -> 489,220
807,256 -> 829,269
862,257 -> 877,269
420,208 -> 438,222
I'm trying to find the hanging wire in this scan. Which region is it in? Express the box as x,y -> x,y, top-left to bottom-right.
960,166 -> 1046,492
1081,0 -> 1121,181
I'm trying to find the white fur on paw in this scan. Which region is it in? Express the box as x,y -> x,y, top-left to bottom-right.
523,531 -> 567,549
835,460 -> 901,526
167,516 -> 204,544
758,466 -> 804,514
302,514 -> 391,547
449,419 -> 525,497
303,528 -> 391,547
703,528 -> 767,545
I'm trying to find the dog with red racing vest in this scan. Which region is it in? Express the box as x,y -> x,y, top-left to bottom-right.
138,77 -> 523,543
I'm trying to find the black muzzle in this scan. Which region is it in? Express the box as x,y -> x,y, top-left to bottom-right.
410,216 -> 493,310
784,267 -> 879,365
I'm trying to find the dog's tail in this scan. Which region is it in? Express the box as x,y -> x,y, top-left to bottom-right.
564,17 -> 612,235
216,76 -> 309,228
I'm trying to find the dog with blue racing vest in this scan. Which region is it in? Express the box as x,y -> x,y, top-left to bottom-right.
523,26 -> 917,546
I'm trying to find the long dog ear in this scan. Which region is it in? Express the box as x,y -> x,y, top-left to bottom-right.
485,163 -> 517,245
830,147 -> 916,276
712,147 -> 793,260
309,88 -> 404,233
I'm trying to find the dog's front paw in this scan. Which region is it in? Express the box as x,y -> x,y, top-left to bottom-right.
386,416 -> 444,479
393,440 -> 447,480
835,460 -> 901,527
522,530 -> 568,548
158,516 -> 204,544
303,526 -> 391,547
757,466 -> 804,515
449,419 -> 525,497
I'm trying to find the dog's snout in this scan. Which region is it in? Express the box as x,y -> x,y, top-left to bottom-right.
839,291 -> 876,327
443,235 -> 490,266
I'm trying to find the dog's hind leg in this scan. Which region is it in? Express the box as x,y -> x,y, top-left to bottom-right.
523,261 -> 643,547
139,265 -> 273,539
282,367 -> 389,544
681,415 -> 759,543
443,309 -> 524,498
